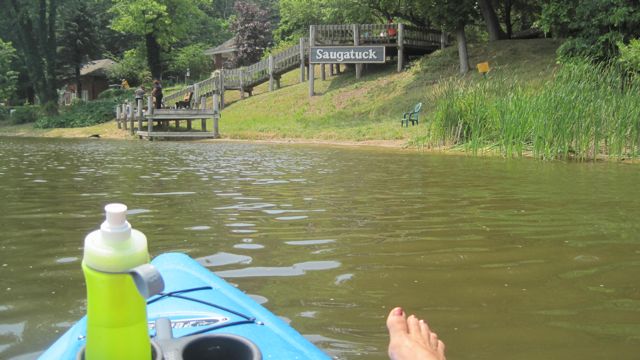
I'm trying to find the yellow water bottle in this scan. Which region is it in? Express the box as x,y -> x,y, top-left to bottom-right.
82,203 -> 151,360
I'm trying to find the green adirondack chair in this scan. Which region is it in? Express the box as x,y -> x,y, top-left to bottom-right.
401,102 -> 422,127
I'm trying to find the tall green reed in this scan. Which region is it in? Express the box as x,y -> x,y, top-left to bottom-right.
419,60 -> 640,160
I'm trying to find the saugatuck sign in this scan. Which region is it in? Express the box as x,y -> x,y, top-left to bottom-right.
310,46 -> 386,64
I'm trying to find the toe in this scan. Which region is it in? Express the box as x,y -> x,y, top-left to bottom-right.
407,315 -> 421,337
429,332 -> 438,349
386,307 -> 408,339
419,319 -> 431,339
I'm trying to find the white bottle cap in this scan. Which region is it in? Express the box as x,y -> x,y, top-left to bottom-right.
100,203 -> 132,241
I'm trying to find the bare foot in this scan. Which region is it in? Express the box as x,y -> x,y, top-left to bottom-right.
386,307 -> 446,360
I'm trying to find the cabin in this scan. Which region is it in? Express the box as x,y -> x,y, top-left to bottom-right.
203,38 -> 237,70
60,59 -> 116,104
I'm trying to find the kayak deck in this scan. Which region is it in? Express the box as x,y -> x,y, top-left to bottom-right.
39,252 -> 330,359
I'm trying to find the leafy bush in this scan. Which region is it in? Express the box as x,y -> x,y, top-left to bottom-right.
10,106 -> 39,125
0,106 -> 9,122
618,39 -> 640,75
106,49 -> 151,86
35,100 -> 116,128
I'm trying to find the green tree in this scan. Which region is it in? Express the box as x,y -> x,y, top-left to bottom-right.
539,0 -> 640,61
57,1 -> 101,97
6,0 -> 60,108
0,39 -> 19,103
426,0 -> 477,74
276,0 -> 374,41
358,0 -> 431,26
106,48 -> 151,85
109,0 -> 206,79
168,43 -> 212,82
230,1 -> 273,66
478,0 -> 508,40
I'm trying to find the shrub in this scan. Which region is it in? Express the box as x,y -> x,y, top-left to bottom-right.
35,100 -> 116,128
0,106 -> 9,122
10,106 -> 39,125
618,39 -> 640,75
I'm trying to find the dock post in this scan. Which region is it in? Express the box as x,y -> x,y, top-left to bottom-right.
268,55 -> 275,91
239,70 -> 245,99
147,96 -> 154,135
200,96 -> 207,132
299,37 -> 306,83
129,103 -> 134,135
194,83 -> 200,104
116,105 -> 121,129
353,24 -> 362,79
137,99 -> 142,131
397,23 -> 405,72
122,103 -> 128,131
219,71 -> 225,110
213,93 -> 220,138
309,26 -> 316,96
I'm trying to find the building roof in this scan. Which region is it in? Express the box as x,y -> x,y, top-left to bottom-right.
204,38 -> 237,56
80,59 -> 116,77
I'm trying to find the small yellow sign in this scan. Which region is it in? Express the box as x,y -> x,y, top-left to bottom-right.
477,62 -> 490,74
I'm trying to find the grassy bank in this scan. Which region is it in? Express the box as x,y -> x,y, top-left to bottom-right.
4,38 -> 638,160
219,39 -> 563,144
412,61 -> 640,160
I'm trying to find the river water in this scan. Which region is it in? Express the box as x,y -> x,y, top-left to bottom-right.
0,137 -> 638,359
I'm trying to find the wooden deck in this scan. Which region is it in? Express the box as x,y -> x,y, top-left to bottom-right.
116,97 -> 221,140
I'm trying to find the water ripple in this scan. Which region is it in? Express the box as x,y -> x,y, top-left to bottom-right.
216,261 -> 341,278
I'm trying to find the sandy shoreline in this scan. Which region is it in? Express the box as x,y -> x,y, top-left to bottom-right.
0,121 -> 416,150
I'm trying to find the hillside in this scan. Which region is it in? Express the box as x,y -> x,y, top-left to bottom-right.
217,39 -> 563,144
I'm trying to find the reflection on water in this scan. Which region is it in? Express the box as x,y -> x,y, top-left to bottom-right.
0,137 -> 639,359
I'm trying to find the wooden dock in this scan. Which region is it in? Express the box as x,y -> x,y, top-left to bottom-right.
116,96 -> 221,140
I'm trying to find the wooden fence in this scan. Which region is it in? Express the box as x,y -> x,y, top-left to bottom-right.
163,23 -> 446,105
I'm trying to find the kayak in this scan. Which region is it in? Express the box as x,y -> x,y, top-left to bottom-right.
39,252 -> 331,359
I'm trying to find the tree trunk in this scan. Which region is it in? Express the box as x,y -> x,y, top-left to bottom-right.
9,0 -> 58,106
75,64 -> 82,98
146,33 -> 162,80
456,22 -> 469,75
478,0 -> 507,41
43,0 -> 58,105
504,0 -> 513,39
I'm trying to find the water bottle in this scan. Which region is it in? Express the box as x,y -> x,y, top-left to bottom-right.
82,203 -> 152,360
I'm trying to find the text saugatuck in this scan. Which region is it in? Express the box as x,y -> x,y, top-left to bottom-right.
312,48 -> 383,62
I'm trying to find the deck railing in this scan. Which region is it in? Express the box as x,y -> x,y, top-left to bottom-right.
163,85 -> 195,107
164,23 -> 444,103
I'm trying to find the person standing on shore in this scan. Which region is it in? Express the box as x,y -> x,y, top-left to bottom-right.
152,80 -> 163,109
134,85 -> 145,104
